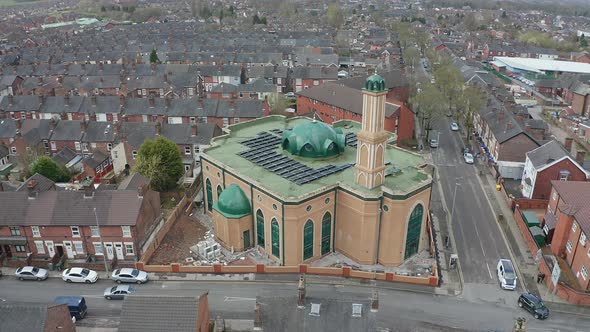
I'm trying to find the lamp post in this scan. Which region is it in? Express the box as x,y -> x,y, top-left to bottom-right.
436,131 -> 441,164
93,208 -> 109,278
450,182 -> 462,228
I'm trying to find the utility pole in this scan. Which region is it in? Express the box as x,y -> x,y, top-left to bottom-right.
94,208 -> 110,278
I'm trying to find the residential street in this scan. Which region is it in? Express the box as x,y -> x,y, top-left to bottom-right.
1,277 -> 589,331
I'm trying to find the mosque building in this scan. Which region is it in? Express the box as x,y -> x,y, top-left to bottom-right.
201,74 -> 432,266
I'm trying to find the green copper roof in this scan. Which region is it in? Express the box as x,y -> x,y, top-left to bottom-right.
213,184 -> 251,219
281,120 -> 346,158
364,73 -> 386,92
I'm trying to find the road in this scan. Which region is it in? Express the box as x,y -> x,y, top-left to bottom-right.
1,277 -> 589,331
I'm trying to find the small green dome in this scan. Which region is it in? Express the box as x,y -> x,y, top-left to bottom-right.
281,120 -> 346,158
213,184 -> 251,219
364,73 -> 386,92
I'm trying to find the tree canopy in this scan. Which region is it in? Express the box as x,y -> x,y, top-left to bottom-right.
410,83 -> 448,139
457,86 -> 487,135
31,156 -> 70,182
433,63 -> 464,114
149,49 -> 160,64
326,3 -> 344,28
135,136 -> 184,191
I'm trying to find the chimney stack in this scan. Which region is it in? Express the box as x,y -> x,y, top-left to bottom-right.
297,274 -> 306,308
564,137 -> 573,153
576,151 -> 586,165
80,119 -> 87,132
84,183 -> 94,198
27,179 -> 38,199
371,289 -> 379,312
505,121 -> 513,131
149,95 -> 155,108
64,94 -> 70,106
49,118 -> 57,131
15,118 -> 22,130
191,124 -> 198,137
137,185 -> 144,198
8,95 -> 14,105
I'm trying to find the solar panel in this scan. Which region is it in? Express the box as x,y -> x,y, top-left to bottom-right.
259,155 -> 287,167
275,163 -> 307,176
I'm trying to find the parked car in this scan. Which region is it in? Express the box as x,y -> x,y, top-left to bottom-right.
285,92 -> 296,99
497,259 -> 517,290
450,122 -> 459,131
54,296 -> 87,321
62,268 -> 98,284
463,153 -> 474,164
518,292 -> 549,319
15,266 -> 48,281
104,285 -> 136,300
111,268 -> 148,284
429,138 -> 439,148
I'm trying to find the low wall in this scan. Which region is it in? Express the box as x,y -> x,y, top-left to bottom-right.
135,261 -> 439,286
513,199 -> 549,211
513,206 -> 540,255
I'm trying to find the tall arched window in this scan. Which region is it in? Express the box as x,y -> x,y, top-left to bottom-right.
321,212 -> 332,255
303,219 -> 314,260
216,185 -> 223,200
256,209 -> 265,248
271,218 -> 280,258
205,179 -> 212,212
404,204 -> 424,259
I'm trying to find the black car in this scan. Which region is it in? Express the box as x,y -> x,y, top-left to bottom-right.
518,292 -> 549,319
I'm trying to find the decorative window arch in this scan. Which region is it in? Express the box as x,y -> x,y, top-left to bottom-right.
303,219 -> 314,260
256,209 -> 265,248
271,218 -> 280,258
205,178 -> 212,212
404,204 -> 424,259
321,212 -> 332,255
216,185 -> 223,200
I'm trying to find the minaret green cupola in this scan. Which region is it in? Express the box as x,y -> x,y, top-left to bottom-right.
213,184 -> 251,219
364,73 -> 386,92
281,120 -> 346,158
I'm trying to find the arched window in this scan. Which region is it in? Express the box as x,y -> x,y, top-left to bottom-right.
271,218 -> 280,258
321,212 -> 332,255
303,219 -> 314,260
205,179 -> 212,212
404,204 -> 424,259
256,209 -> 265,248
216,185 -> 223,199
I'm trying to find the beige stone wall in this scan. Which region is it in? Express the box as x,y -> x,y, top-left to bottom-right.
378,188 -> 431,266
251,188 -> 284,264
212,210 -> 252,252
334,190 -> 380,265
201,159 -> 225,212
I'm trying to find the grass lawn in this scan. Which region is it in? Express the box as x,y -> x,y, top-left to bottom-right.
0,0 -> 46,6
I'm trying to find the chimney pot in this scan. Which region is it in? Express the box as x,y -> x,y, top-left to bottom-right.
576,151 -> 586,165
564,137 -> 573,153
138,185 -> 144,198
84,183 -> 94,198
191,124 -> 198,136
27,179 -> 38,199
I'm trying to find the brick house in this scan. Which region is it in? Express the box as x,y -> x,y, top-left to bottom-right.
80,150 -> 113,181
570,83 -> 590,116
123,96 -> 168,123
0,176 -> 161,266
199,65 -> 242,92
571,51 -> 590,64
48,120 -> 85,155
520,141 -> 589,199
545,181 -> 590,290
289,67 -> 338,92
0,75 -> 24,96
295,82 -> 415,144
0,95 -> 42,120
0,119 -> 52,156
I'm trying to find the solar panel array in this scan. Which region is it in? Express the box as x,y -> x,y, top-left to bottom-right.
345,133 -> 358,148
237,131 -> 354,186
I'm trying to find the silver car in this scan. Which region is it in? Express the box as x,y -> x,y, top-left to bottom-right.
15,266 -> 49,281
111,268 -> 148,284
104,285 -> 136,300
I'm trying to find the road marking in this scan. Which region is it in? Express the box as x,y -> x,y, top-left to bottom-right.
486,263 -> 493,279
224,296 -> 256,302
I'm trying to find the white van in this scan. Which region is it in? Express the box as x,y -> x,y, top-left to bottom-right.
497,259 -> 517,290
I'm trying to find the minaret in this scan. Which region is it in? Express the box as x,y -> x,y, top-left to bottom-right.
355,74 -> 389,189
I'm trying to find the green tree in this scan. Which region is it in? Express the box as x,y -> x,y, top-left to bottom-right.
433,64 -> 463,115
268,92 -> 289,114
253,14 -> 260,24
135,136 -> 184,191
457,86 -> 487,136
403,47 -> 421,73
410,83 -> 448,139
150,49 -> 160,64
501,11 -> 507,19
326,3 -> 344,28
31,156 -> 70,182
464,13 -> 478,31
219,9 -> 224,24
229,5 -> 234,16
261,16 -> 267,25
581,34 -> 588,48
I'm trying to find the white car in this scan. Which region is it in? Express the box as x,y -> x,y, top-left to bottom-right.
62,268 -> 99,284
463,153 -> 474,164
450,122 -> 459,131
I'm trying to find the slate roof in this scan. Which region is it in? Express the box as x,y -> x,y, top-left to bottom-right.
83,121 -> 116,143
80,96 -> 122,115
83,150 -> 109,169
526,140 -> 570,168
123,97 -> 167,116
0,95 -> 41,113
50,120 -> 84,141
337,70 -> 408,90
52,146 -> 78,167
21,119 -> 52,145
552,181 -> 590,234
168,97 -> 201,117
16,174 -> 56,193
258,296 -> 377,332
119,122 -> 157,149
290,66 -> 338,80
0,145 -> 8,159
0,118 -> 16,138
118,296 -> 200,332
0,303 -> 60,332
160,123 -> 220,145
0,189 -> 143,226
118,173 -> 150,191
40,96 -> 84,114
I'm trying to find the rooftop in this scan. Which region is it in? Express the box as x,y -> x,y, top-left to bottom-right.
493,57 -> 590,74
203,116 -> 430,200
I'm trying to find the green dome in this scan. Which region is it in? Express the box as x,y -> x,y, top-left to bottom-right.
364,73 -> 386,92
281,120 -> 346,158
213,184 -> 251,219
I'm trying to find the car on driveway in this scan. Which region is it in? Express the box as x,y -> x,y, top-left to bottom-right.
15,266 -> 48,281
285,92 -> 296,99
463,153 -> 474,164
450,122 -> 459,131
429,138 -> 439,148
111,268 -> 148,284
518,292 -> 549,319
104,285 -> 136,300
62,268 -> 98,284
